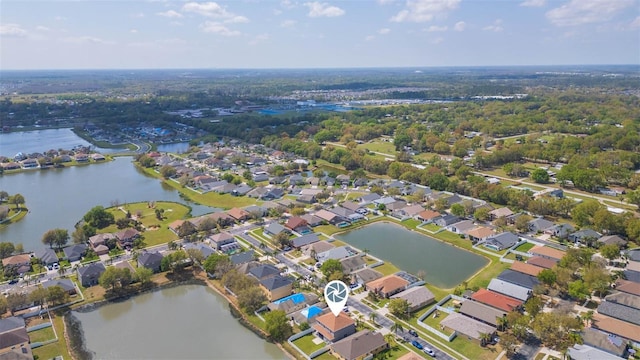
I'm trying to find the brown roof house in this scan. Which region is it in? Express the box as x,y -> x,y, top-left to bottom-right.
390,286 -> 435,312
366,274 -> 409,298
313,312 -> 356,342
0,316 -> 32,359
529,245 -> 565,261
330,330 -> 389,360
227,207 -> 250,222
116,228 -> 140,249
1,255 -> 31,276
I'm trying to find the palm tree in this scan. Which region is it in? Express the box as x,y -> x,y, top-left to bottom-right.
390,321 -> 404,336
479,332 -> 492,347
497,316 -> 508,332
356,314 -> 364,328
581,310 -> 594,327
369,312 -> 378,325
384,333 -> 395,346
310,249 -> 317,261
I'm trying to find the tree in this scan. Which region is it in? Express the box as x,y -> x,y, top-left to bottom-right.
99,266 -> 129,290
9,194 -> 25,210
369,312 -> 378,325
474,207 -> 490,222
500,333 -> 519,357
0,296 -> 7,316
0,242 -> 15,259
531,168 -> 550,184
41,228 -> 69,249
6,293 -> 28,315
203,254 -> 230,276
524,296 -> 543,317
83,206 -> 115,229
538,269 -> 557,287
388,298 -> 410,319
72,227 -> 88,244
176,221 -> 197,237
320,259 -> 344,280
47,285 -> 69,306
198,217 -> 217,232
264,310 -> 293,342
274,232 -> 291,249
390,322 -> 404,335
568,280 -> 589,301
571,200 -> 602,227
450,203 -> 465,217
134,266 -> 153,285
515,214 -> 533,233
29,287 -> 49,309
159,165 -> 176,179
237,287 -> 267,313
600,243 -> 621,262
0,191 -> 8,202
531,312 -> 582,350
479,332 -> 492,347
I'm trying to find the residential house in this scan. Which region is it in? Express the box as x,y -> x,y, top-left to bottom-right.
301,240 -> 333,259
440,312 -> 496,344
291,233 -> 320,249
289,174 -> 305,186
484,232 -> 519,251
227,207 -> 250,222
568,229 -> 602,244
244,205 -> 268,218
341,201 -> 363,213
526,256 -> 558,269
366,275 -> 409,298
598,235 -> 627,248
598,301 -> 640,326
373,196 -> 396,208
487,278 -> 531,301
317,246 -> 352,263
1,254 -> 31,275
42,278 -> 76,295
89,233 -> 116,249
260,275 -> 294,301
433,214 -> 460,228
497,269 -> 540,290
297,194 -> 316,204
614,280 -> 640,297
285,217 -> 309,232
264,223 -> 290,237
390,286 -> 435,312
313,312 -> 356,342
385,200 -> 407,212
335,174 -> 350,185
330,330 -> 389,360
232,184 -> 253,197
460,300 -> 507,327
330,207 -> 356,220
315,209 -> 341,225
138,251 -> 164,273
446,220 -> 476,235
417,210 -> 441,223
230,250 -> 255,266
340,256 -> 367,274
489,207 -> 513,221
359,193 -> 381,205
94,244 -> 109,256
578,328 -> 627,359
114,260 -> 136,274
396,204 -> 424,219
466,227 -> 495,243
208,212 -> 235,228
471,288 -> 523,312
0,317 -> 32,359
77,262 -> 106,287
592,313 -> 640,346
510,261 -> 544,277
301,214 -> 323,227
34,248 -> 59,266
268,293 -> 319,315
533,188 -> 564,199
352,268 -> 383,286
116,228 -> 140,249
528,217 -> 555,233
544,223 -> 575,239
182,243 -> 216,259
249,264 -> 280,281
209,232 -> 237,251
529,245 -> 566,261
445,194 -> 464,207
63,244 -> 87,262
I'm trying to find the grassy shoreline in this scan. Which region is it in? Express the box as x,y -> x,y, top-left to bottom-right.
71,128 -> 136,150
0,207 -> 27,231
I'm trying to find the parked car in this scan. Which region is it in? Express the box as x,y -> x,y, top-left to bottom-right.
411,340 -> 423,350
408,329 -> 418,337
424,348 -> 436,357
8,279 -> 18,285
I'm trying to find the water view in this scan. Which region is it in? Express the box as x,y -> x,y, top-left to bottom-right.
337,222 -> 488,288
0,128 -> 117,157
156,142 -> 190,154
0,157 -> 214,251
72,285 -> 285,359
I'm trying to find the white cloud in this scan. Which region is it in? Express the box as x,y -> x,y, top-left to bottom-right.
453,21 -> 465,31
225,16 -> 249,24
483,19 -> 503,32
546,0 -> 634,27
281,0 -> 297,9
130,29 -> 139,33
249,33 -> 269,45
520,0 -> 545,7
157,10 -> 183,18
427,25 -> 447,32
183,2 -> 234,18
377,0 -> 396,4
0,24 -> 28,37
280,19 -> 297,27
304,2 -> 345,17
631,16 -> 640,28
391,0 -> 460,23
199,21 -> 241,36
36,26 -> 51,32
61,36 -> 114,45
131,12 -> 145,18
378,28 -> 391,34
365,35 -> 376,41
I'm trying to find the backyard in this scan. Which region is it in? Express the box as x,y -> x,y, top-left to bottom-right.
292,334 -> 326,355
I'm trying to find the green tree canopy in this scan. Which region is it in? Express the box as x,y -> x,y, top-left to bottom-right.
83,206 -> 115,229
264,310 -> 293,342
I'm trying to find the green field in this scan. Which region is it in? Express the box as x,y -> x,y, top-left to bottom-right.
29,326 -> 56,343
292,334 -> 326,355
514,242 -> 535,252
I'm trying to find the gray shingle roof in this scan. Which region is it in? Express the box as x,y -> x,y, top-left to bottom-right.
598,301 -> 640,326
249,264 -> 280,280
487,278 -> 531,301
497,269 -> 540,290
260,275 -> 293,291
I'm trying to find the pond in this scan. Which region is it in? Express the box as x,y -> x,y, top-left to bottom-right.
336,222 -> 488,288
72,285 -> 285,359
0,157 -> 214,251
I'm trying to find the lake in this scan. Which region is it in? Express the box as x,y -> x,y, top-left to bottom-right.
0,128 -> 116,157
336,222 -> 488,288
0,157 -> 215,251
156,142 -> 190,154
72,285 -> 285,359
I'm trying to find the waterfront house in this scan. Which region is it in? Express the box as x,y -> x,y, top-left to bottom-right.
446,220 -> 475,235
89,233 -> 116,249
366,274 -> 409,298
116,228 -> 140,249
352,268 -> 383,286
433,214 -> 460,228
484,232 -> 519,251
390,286 -> 435,312
77,262 -> 106,287
0,317 -> 32,359
138,251 -> 164,273
249,264 -> 280,281
260,275 -> 293,301
34,248 -> 59,266
497,269 -> 540,290
2,254 -> 31,275
487,278 -> 531,301
417,210 -> 441,223
471,288 -> 523,312
315,209 -> 340,225
42,278 -> 77,295
467,226 -> 495,243
63,244 -> 87,262
313,312 -> 356,342
330,330 -> 388,360
182,243 -> 216,259
302,241 -> 335,259
291,233 -> 320,249
339,256 -> 366,274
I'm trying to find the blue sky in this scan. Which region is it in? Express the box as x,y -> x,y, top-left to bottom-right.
1,0 -> 638,69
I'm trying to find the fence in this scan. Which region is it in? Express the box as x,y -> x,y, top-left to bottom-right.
416,294 -> 463,342
287,328 -> 331,360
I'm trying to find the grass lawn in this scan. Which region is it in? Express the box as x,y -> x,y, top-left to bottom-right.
421,223 -> 441,232
503,252 -> 519,261
32,314 -> 69,360
420,312 -> 453,336
315,225 -> 343,236
314,352 -> 336,360
371,262 -> 400,276
380,343 -> 410,359
293,334 -> 325,355
29,326 -> 56,343
358,141 -> 397,155
403,218 -> 421,229
102,201 -> 191,247
448,336 -> 501,360
0,207 -> 28,230
534,353 -> 546,360
514,242 -> 535,252
364,256 -> 378,265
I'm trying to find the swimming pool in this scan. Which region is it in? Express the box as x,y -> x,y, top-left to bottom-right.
300,305 -> 323,319
273,292 -> 305,305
